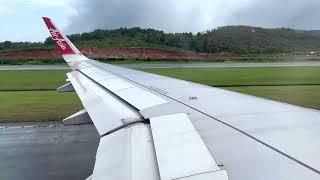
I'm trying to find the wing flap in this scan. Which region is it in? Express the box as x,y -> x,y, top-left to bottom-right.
78,66 -> 169,111
67,71 -> 142,135
150,113 -> 227,180
92,123 -> 159,180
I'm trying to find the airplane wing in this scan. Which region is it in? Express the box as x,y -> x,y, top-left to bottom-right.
43,17 -> 320,180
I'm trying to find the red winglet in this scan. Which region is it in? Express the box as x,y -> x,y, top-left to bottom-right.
42,17 -> 75,55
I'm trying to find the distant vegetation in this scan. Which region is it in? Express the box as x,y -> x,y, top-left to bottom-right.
0,41 -> 48,51
2,26 -> 320,54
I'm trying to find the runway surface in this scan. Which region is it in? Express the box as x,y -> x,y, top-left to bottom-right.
0,122 -> 99,180
2,62 -> 320,70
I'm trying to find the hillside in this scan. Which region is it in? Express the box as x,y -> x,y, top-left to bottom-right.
204,26 -> 320,53
2,26 -> 320,54
0,47 -> 231,61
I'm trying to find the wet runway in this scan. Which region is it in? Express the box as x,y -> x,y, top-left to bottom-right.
0,123 -> 99,180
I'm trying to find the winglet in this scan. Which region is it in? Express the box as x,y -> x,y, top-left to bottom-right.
42,17 -> 83,56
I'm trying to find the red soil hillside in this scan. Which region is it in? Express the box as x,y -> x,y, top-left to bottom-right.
0,47 -> 233,60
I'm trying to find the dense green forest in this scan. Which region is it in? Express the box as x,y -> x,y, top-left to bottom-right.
2,26 -> 320,54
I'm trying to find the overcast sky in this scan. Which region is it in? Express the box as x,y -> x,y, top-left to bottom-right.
1,0 -> 320,42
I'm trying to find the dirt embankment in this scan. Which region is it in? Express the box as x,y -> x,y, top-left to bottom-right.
0,47 -> 233,60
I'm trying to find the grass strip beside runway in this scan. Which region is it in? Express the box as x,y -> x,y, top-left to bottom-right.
141,66 -> 320,110
140,66 -> 320,86
0,70 -> 69,91
0,91 -> 82,122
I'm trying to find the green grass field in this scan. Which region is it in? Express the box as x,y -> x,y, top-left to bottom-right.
141,67 -> 320,110
140,67 -> 320,86
0,70 -> 69,91
225,86 -> 320,110
0,70 -> 83,122
0,91 -> 82,122
1,67 -> 320,122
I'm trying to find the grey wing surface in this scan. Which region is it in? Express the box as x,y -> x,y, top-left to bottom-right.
43,17 -> 320,180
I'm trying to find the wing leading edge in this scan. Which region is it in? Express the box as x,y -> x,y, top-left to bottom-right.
43,17 -> 320,180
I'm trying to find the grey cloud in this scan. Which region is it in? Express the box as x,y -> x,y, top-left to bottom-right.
227,0 -> 320,30
65,0 -> 320,34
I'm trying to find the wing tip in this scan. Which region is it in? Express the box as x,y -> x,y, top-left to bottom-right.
42,17 -> 51,22
41,16 -> 89,65
42,17 -> 77,55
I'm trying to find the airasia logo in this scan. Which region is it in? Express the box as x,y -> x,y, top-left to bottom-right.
49,28 -> 67,50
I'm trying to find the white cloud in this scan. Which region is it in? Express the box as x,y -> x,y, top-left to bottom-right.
0,5 -> 14,16
0,0 -> 15,16
0,0 -> 72,14
29,0 -> 68,8
0,0 -> 68,17
0,0 -> 77,41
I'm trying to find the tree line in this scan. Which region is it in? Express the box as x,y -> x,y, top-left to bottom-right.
2,26 -> 320,54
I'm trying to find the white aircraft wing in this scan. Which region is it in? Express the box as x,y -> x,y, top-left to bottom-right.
43,17 -> 320,180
